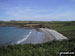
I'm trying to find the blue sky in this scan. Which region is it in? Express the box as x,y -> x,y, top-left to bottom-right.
0,0 -> 75,21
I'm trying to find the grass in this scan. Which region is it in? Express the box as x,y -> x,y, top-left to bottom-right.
0,40 -> 75,56
0,21 -> 75,56
52,25 -> 75,31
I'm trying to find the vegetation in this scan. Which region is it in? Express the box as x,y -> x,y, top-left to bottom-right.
0,21 -> 75,56
0,40 -> 75,56
43,21 -> 75,38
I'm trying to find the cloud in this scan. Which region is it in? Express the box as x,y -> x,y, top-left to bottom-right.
0,5 -> 75,21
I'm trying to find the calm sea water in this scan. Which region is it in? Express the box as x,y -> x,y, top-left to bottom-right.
0,27 -> 45,45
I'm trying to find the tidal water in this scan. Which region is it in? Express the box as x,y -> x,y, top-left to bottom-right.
0,27 -> 45,46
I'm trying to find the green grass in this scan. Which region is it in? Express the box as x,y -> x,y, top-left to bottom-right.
0,39 -> 75,56
52,25 -> 75,31
44,25 -> 75,31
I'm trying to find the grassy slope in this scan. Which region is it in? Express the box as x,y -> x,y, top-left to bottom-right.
0,21 -> 75,56
53,25 -> 75,31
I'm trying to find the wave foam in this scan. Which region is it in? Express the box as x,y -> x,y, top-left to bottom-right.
16,30 -> 32,44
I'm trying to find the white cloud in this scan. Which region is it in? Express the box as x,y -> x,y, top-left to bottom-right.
0,6 -> 75,21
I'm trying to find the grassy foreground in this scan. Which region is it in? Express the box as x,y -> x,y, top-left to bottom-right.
0,21 -> 75,56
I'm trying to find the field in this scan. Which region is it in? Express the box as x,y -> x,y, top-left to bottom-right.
0,21 -> 75,56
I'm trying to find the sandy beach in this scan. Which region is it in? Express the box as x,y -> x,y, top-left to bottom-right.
40,28 -> 68,42
20,28 -> 68,44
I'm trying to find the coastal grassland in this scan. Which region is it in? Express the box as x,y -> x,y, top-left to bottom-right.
43,21 -> 75,38
0,40 -> 75,56
0,21 -> 75,56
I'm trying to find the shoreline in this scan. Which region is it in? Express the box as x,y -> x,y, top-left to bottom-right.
39,28 -> 68,41
0,26 -> 68,46
16,30 -> 32,44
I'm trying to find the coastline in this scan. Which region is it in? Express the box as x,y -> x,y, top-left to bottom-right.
0,26 -> 68,45
39,28 -> 68,42
16,30 -> 32,44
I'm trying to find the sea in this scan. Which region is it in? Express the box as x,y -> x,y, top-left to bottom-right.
0,27 -> 45,46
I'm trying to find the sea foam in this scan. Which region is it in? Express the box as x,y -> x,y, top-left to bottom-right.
16,30 -> 32,44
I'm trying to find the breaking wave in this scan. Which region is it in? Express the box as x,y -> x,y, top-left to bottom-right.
16,30 -> 32,44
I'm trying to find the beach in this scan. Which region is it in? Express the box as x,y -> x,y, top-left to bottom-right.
40,28 -> 68,42
19,28 -> 68,44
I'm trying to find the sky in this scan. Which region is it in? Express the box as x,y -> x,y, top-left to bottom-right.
0,0 -> 75,21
